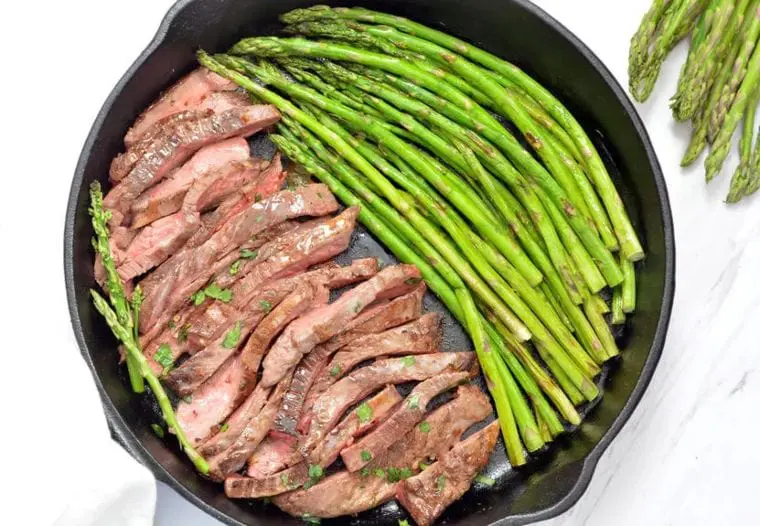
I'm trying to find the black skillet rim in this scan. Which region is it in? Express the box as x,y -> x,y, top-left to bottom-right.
63,0 -> 676,524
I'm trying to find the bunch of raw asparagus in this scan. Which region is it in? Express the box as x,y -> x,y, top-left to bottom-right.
199,5 -> 643,466
629,0 -> 760,202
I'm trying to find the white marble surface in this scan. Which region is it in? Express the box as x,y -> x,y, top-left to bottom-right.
5,0 -> 759,524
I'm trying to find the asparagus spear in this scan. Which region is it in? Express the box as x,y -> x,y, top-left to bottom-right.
271,133 -> 528,465
630,0 -> 673,85
727,86 -> 759,201
704,35 -> 760,180
280,6 -> 644,260
611,287 -> 627,325
89,182 -> 208,474
708,1 -> 760,144
744,126 -> 760,194
621,256 -> 637,313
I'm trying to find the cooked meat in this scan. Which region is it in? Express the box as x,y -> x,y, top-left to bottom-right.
321,312 -> 443,389
301,352 -> 476,452
128,137 -> 252,228
104,104 -> 280,226
246,431 -> 302,478
273,385 -> 492,518
341,371 -> 472,472
138,184 -> 338,333
194,381 -> 271,456
178,358 -> 269,448
123,67 -> 238,148
241,281 -> 318,382
207,370 -> 293,481
396,421 -> 500,526
188,160 -> 267,214
297,285 -> 425,433
308,385 -> 402,468
261,264 -> 423,388
225,462 -> 310,499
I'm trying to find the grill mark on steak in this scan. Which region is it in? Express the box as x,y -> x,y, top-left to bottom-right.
297,285 -> 425,433
128,137 -> 252,228
104,104 -> 280,226
123,67 -> 239,148
273,385 -> 492,518
307,385 -> 402,468
207,370 -> 293,481
261,264 -> 422,388
396,421 -> 500,526
301,352 -> 476,453
138,184 -> 338,333
340,371 -> 472,472
225,462 -> 310,499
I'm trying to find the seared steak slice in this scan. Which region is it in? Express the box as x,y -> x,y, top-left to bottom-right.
297,286 -> 425,433
193,381 -> 271,456
341,371 -> 472,472
308,385 -> 402,468
302,352 -> 476,452
177,357 -> 266,448
138,184 -> 338,333
129,137 -> 253,228
246,432 -> 302,478
225,463 -> 310,499
123,67 -> 238,148
396,421 -> 500,526
104,104 -> 280,225
261,264 -> 422,388
273,385 -> 492,518
207,370 -> 293,481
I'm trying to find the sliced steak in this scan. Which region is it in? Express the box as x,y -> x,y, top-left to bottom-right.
138,184 -> 338,333
246,432 -> 302,478
123,67 -> 238,148
297,285 -> 425,433
207,370 -> 293,481
396,421 -> 500,526
194,381 -> 271,456
308,385 -> 402,468
341,371 -> 472,472
225,462 -> 310,499
273,385 -> 492,518
301,352 -> 476,452
104,104 -> 280,226
129,137 -> 252,228
177,357 -> 268,448
261,264 -> 422,388
321,312 -> 442,390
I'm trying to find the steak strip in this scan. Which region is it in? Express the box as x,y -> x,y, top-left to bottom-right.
340,371 -> 472,472
246,432 -> 302,479
302,352 -> 476,452
261,264 -> 422,388
273,385 -> 492,518
225,463 -> 310,499
396,421 -> 500,526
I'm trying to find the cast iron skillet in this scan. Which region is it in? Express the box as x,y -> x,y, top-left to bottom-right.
64,0 -> 675,524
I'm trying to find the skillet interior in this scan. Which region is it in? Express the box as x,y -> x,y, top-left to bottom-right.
64,0 -> 675,524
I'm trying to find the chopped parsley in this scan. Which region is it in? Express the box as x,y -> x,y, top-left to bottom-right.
182,395 -> 192,403
308,464 -> 324,480
406,393 -> 421,410
177,323 -> 191,343
352,301 -> 363,313
223,321 -> 242,349
401,356 -> 416,367
386,467 -> 413,483
398,521 -> 410,526
374,468 -> 385,478
280,473 -> 292,488
219,423 -> 229,433
419,462 -> 431,471
240,248 -> 258,259
419,421 -> 431,433
360,450 -> 373,462
204,283 -> 232,303
168,319 -> 177,330
191,290 -> 206,306
302,514 -> 320,525
356,402 -> 373,423
150,424 -> 165,438
229,260 -> 243,276
405,277 -> 423,286
329,364 -> 342,377
254,193 -> 263,203
360,467 -> 370,478
259,300 -> 273,313
155,344 -> 174,370
255,215 -> 264,223
436,475 -> 447,492
474,474 -> 496,487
